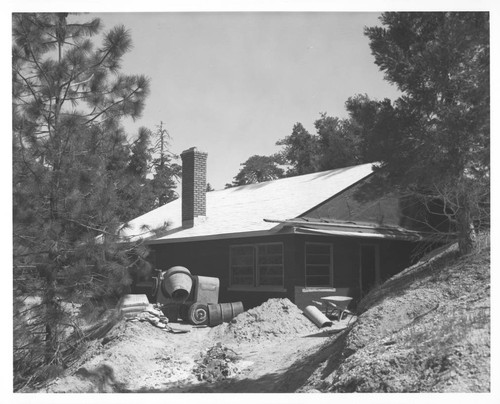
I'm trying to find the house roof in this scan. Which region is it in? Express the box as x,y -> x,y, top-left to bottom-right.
120,162 -> 376,243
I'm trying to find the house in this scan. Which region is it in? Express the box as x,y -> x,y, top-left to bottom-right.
123,147 -> 438,310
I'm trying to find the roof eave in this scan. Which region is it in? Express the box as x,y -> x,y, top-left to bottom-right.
144,224 -> 291,245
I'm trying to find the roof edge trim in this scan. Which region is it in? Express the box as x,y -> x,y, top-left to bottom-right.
145,227 -> 294,245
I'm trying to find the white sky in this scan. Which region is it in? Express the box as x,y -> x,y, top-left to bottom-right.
85,11 -> 402,189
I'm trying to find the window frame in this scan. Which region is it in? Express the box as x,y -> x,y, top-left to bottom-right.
305,242 -> 333,288
229,242 -> 285,291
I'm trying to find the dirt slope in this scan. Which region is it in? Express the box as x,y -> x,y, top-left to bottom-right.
298,237 -> 491,393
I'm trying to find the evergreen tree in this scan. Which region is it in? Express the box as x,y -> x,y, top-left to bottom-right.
117,127 -> 157,221
150,122 -> 181,207
12,13 -> 151,387
275,113 -> 364,177
344,94 -> 401,163
365,12 -> 490,254
313,113 -> 361,170
276,123 -> 317,176
232,155 -> 284,186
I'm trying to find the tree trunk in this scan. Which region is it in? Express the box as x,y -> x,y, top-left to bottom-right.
456,203 -> 475,256
43,267 -> 61,365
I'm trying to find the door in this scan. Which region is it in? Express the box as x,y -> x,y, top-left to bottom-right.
359,244 -> 380,296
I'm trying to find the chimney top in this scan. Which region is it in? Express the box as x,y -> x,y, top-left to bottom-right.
181,146 -> 206,155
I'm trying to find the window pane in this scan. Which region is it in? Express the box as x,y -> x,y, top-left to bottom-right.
257,244 -> 283,286
306,265 -> 330,277
306,254 -> 331,265
305,244 -> 332,287
232,254 -> 254,266
306,244 -> 330,255
258,265 -> 283,285
231,266 -> 254,285
230,246 -> 254,286
306,275 -> 331,287
258,253 -> 282,265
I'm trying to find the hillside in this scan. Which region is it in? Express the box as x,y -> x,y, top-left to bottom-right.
298,234 -> 491,393
33,234 -> 490,394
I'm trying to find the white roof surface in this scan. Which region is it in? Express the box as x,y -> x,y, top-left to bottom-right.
121,163 -> 375,243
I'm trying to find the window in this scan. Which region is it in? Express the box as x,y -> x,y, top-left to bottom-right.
305,243 -> 333,287
230,245 -> 254,286
230,243 -> 284,288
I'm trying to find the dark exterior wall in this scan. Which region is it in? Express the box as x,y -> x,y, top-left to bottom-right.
149,234 -> 419,309
379,240 -> 419,281
150,234 -> 299,310
289,235 -> 418,302
298,236 -> 416,299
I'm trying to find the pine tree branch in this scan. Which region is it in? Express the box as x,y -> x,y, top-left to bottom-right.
13,69 -> 42,106
84,85 -> 142,125
64,218 -> 113,235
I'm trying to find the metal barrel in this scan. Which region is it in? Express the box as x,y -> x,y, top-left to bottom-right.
207,302 -> 244,327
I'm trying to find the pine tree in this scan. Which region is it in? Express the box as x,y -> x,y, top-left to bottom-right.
118,127 -> 157,220
232,155 -> 285,186
12,13 -> 151,387
150,122 -> 181,207
312,113 -> 361,170
276,123 -> 317,176
365,12 -> 490,254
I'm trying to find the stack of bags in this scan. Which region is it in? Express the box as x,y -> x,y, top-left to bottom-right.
116,294 -> 150,318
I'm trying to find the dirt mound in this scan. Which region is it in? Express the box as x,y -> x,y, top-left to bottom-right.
211,298 -> 318,343
44,319 -> 204,393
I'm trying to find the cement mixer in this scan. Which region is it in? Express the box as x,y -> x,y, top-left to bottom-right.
134,266 -> 221,325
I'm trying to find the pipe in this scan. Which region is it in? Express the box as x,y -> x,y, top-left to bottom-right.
303,305 -> 333,328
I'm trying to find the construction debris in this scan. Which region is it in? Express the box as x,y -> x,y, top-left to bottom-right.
124,303 -> 191,334
193,342 -> 241,382
117,294 -> 150,318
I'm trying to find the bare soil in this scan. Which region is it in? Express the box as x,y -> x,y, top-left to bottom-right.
41,298 -> 352,393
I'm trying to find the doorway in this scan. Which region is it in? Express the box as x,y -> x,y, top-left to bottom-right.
359,244 -> 380,296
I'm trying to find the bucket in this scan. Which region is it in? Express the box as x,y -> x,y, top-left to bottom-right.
207,302 -> 244,327
304,305 -> 333,328
161,266 -> 193,302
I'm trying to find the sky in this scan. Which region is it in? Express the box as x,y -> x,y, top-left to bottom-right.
85,12 -> 402,189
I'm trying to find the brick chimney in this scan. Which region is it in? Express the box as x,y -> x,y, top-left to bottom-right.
181,147 -> 207,228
